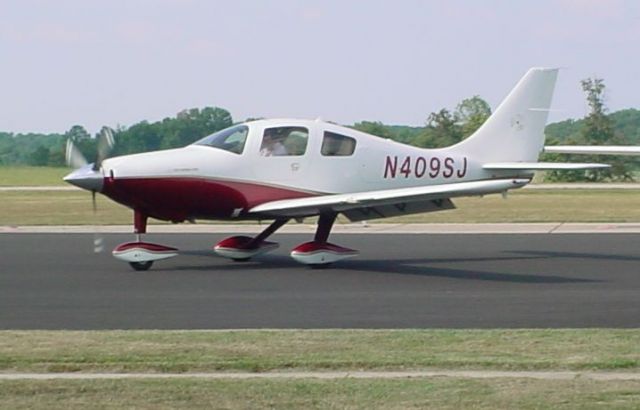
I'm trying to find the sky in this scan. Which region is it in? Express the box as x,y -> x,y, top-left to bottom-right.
1,0 -> 639,134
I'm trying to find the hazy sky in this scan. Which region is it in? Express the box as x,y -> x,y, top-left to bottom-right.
1,0 -> 639,134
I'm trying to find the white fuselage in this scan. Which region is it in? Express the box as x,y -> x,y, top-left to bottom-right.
104,119 -> 510,193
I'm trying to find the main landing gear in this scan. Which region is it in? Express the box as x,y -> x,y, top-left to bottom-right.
290,212 -> 358,267
214,218 -> 289,261
214,212 -> 358,267
112,211 -> 178,271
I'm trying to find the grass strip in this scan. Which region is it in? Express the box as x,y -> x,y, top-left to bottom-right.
0,191 -> 131,225
1,330 -> 639,373
1,378 -> 640,409
0,166 -> 71,186
2,189 -> 640,225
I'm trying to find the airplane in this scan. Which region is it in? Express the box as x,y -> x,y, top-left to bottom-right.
545,146 -> 640,156
64,67 -> 609,271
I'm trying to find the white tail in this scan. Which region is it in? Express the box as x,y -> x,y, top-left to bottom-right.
450,67 -> 559,163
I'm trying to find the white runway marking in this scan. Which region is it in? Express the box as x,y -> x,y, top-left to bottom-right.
1,371 -> 640,381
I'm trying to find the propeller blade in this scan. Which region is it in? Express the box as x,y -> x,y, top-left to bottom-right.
92,191 -> 104,254
94,126 -> 115,170
65,139 -> 88,169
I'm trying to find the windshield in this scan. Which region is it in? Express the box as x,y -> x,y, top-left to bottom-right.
194,125 -> 249,154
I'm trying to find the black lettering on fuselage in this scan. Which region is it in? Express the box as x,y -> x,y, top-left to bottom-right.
383,155 -> 469,180
384,156 -> 398,178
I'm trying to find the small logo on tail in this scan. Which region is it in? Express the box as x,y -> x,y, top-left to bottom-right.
510,114 -> 524,131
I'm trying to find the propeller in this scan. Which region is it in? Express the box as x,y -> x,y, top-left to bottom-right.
65,126 -> 115,170
65,138 -> 88,169
95,127 -> 115,171
65,127 -> 116,253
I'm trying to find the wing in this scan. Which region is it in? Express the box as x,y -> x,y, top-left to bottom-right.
483,162 -> 610,171
249,178 -> 529,219
544,146 -> 640,156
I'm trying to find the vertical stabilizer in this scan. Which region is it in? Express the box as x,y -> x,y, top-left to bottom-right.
451,67 -> 558,163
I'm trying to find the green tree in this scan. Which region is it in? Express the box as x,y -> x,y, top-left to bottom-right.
414,96 -> 490,148
0,132 -> 16,165
160,107 -> 233,149
579,78 -> 634,181
580,78 -> 615,181
114,122 -> 159,155
66,125 -> 90,142
112,107 -> 233,155
28,145 -> 50,166
352,121 -> 394,139
581,78 -> 616,145
416,108 -> 462,148
545,77 -> 634,182
63,125 -> 96,165
455,95 -> 491,137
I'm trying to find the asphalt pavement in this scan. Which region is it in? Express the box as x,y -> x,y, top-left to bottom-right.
2,232 -> 639,329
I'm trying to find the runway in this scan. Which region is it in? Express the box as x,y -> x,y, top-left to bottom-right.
2,232 -> 639,329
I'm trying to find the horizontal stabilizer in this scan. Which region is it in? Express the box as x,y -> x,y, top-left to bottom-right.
249,178 -> 530,218
545,146 -> 640,156
483,162 -> 610,171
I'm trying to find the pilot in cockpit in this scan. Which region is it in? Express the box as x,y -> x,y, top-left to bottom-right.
260,129 -> 288,156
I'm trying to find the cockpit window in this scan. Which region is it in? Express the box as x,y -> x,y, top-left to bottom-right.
194,125 -> 249,154
321,131 -> 356,156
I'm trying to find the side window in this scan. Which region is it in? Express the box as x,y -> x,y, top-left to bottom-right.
260,127 -> 308,156
321,131 -> 356,156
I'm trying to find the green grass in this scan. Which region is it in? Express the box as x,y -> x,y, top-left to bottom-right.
2,330 -> 640,408
0,166 -> 70,186
1,330 -> 639,373
386,189 -> 640,223
2,378 -> 640,409
0,191 -> 134,225
1,189 -> 640,225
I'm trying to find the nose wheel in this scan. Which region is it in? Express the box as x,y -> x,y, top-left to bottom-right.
129,261 -> 153,271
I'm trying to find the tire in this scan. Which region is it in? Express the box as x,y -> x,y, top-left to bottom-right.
129,261 -> 153,271
310,263 -> 332,269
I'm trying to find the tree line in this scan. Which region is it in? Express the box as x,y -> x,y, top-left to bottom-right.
1,78 -> 638,181
0,107 -> 234,168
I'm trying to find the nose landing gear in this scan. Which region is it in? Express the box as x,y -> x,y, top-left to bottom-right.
112,210 -> 178,271
112,241 -> 179,270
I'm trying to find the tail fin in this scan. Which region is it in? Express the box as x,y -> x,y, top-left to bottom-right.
451,67 -> 558,162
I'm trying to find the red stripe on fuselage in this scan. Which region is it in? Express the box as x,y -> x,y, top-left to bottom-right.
102,177 -> 316,222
